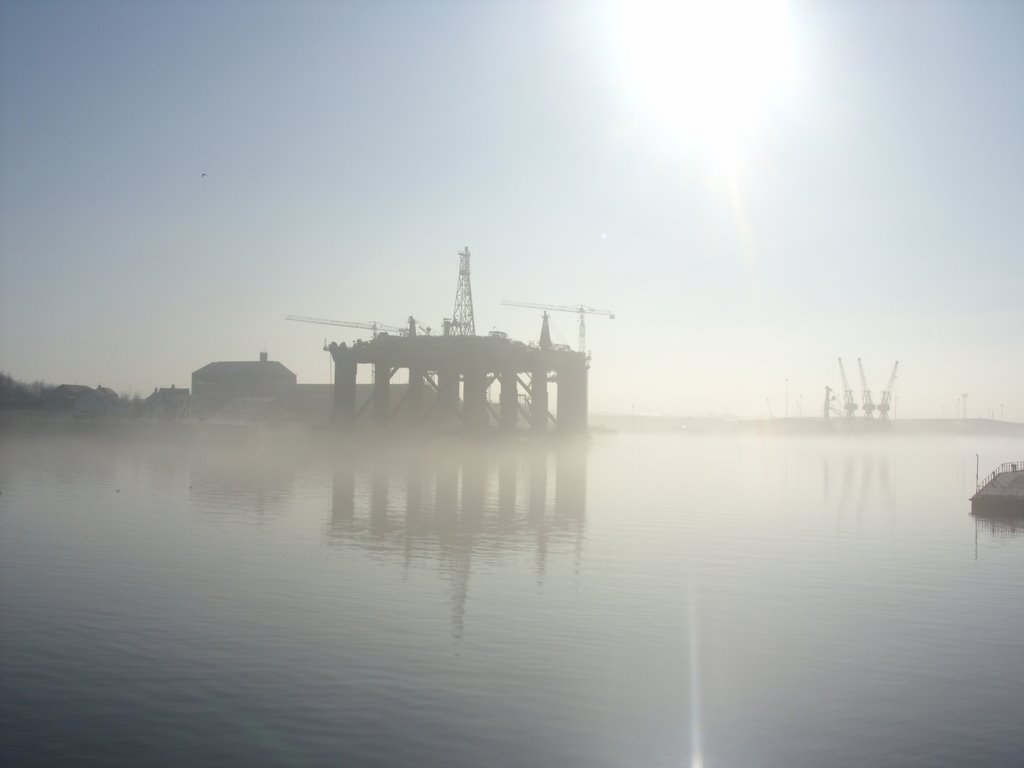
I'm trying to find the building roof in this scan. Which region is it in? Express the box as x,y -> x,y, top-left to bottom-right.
49,384 -> 94,397
193,360 -> 295,379
147,386 -> 190,401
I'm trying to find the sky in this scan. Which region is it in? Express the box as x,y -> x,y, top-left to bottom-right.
1,0 -> 1021,419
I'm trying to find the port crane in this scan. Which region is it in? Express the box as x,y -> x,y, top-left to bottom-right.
877,361 -> 899,419
823,386 -> 843,418
837,358 -> 858,417
857,358 -> 876,418
501,301 -> 615,353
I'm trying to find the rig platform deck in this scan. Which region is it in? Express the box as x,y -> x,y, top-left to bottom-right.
326,330 -> 588,434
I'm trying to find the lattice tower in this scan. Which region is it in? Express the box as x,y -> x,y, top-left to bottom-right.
451,247 -> 475,336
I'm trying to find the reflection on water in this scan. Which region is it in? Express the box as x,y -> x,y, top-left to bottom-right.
829,453 -> 895,519
189,454 -> 298,523
973,512 -> 1024,542
2,430 -> 1023,768
327,443 -> 586,635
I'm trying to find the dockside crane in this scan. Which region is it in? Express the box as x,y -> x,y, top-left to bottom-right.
823,386 -> 843,418
837,358 -> 858,417
877,361 -> 899,419
857,358 -> 876,418
501,301 -> 615,353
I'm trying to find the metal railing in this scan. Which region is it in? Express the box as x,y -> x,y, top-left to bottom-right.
977,460 -> 1024,492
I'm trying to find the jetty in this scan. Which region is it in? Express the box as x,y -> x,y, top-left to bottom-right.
971,460 -> 1024,516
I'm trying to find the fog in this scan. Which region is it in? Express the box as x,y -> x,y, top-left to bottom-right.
1,1 -> 1022,418
2,1 -> 1024,766
4,427 -> 1024,765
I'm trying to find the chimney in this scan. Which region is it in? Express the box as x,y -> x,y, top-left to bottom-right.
260,352 -> 268,363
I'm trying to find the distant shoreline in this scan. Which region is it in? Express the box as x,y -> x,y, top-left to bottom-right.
590,415 -> 1024,436
3,411 -> 1022,440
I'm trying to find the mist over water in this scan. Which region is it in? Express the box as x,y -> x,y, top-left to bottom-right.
3,1 -> 1023,764
2,428 -> 1022,767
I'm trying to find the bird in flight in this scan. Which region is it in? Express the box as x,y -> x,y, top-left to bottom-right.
201,172 -> 207,179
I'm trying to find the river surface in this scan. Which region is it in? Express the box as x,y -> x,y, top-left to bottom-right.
2,427 -> 1022,767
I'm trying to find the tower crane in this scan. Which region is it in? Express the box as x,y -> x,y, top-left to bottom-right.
501,300 -> 615,353
877,361 -> 899,419
837,358 -> 858,417
286,315 -> 406,338
857,358 -> 876,418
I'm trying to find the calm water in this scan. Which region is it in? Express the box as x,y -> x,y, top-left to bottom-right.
2,427 -> 1023,767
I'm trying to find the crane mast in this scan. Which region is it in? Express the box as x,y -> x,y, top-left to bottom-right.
857,358 -> 876,418
501,300 -> 615,353
877,361 -> 899,419
837,358 -> 858,417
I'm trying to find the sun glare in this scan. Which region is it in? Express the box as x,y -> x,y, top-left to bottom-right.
610,0 -> 797,169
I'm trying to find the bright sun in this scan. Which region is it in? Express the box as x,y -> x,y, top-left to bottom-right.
610,0 -> 797,169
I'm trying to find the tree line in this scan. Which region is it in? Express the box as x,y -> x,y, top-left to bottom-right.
0,372 -> 54,403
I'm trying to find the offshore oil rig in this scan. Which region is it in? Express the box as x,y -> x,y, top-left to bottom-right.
289,248 -> 612,435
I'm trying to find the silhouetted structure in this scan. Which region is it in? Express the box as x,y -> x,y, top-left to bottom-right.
146,385 -> 190,420
501,300 -> 615,354
192,352 -> 296,418
447,246 -> 476,337
75,386 -> 119,416
42,384 -> 120,416
971,460 -> 1024,516
44,384 -> 94,410
327,442 -> 587,635
326,320 -> 588,434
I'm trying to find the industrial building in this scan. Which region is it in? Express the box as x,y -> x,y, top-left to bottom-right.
188,352 -> 416,423
191,352 -> 297,419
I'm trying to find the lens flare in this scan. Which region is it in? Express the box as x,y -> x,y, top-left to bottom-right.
610,0 -> 798,169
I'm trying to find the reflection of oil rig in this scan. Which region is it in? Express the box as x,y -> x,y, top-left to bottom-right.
329,444 -> 587,636
290,247 -> 612,434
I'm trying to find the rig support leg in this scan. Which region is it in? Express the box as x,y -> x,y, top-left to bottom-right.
530,369 -> 549,433
500,370 -> 518,433
373,364 -> 391,425
330,346 -> 357,427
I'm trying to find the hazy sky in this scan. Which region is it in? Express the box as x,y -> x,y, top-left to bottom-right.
1,0 -> 1021,418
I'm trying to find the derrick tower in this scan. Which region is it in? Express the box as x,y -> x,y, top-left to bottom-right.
450,246 -> 476,336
